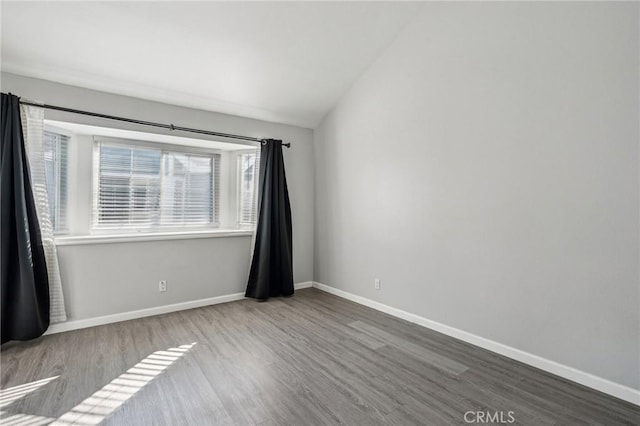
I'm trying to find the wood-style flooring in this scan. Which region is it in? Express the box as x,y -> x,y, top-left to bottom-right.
1,288 -> 638,425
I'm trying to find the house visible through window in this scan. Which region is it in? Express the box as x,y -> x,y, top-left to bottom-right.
161,152 -> 215,226
44,131 -> 69,233
93,139 -> 220,230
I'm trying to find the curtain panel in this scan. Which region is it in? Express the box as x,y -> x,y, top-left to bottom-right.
245,139 -> 294,300
21,104 -> 67,323
1,93 -> 51,343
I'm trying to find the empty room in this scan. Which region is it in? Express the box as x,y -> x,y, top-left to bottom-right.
1,1 -> 638,425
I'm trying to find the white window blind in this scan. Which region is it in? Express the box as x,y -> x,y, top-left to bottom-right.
43,131 -> 69,233
93,139 -> 220,230
161,152 -> 217,225
237,148 -> 260,227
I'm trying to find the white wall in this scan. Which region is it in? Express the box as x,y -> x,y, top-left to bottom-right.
1,72 -> 314,320
314,2 -> 639,390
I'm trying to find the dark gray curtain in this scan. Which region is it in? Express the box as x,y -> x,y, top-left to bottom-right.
1,93 -> 50,344
245,139 -> 293,300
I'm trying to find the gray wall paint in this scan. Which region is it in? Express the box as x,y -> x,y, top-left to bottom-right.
58,237 -> 253,320
1,72 -> 314,320
313,2 -> 639,389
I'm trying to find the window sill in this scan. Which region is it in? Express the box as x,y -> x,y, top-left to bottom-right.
54,229 -> 254,246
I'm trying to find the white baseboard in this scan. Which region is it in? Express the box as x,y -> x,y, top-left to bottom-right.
294,281 -> 313,289
311,281 -> 640,406
46,281 -> 314,335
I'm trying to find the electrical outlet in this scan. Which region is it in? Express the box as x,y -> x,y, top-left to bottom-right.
159,280 -> 167,292
374,278 -> 381,290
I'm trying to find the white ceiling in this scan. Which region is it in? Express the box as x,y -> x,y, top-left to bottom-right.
1,1 -> 422,128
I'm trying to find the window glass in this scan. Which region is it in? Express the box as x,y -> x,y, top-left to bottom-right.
43,131 -> 69,233
237,150 -> 259,227
94,141 -> 219,230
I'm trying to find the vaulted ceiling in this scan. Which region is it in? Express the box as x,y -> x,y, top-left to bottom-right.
1,1 -> 422,128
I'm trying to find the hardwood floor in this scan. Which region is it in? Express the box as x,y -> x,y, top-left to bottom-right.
1,288 -> 638,425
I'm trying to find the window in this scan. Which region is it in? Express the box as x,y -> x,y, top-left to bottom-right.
237,150 -> 260,227
42,121 -> 260,239
44,131 -> 69,233
93,138 -> 220,230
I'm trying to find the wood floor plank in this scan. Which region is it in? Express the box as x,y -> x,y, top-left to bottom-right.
348,320 -> 469,375
1,288 -> 638,425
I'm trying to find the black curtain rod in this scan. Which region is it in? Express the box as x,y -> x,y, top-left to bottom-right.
18,99 -> 291,148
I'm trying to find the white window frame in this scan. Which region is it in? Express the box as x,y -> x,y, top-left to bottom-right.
91,136 -> 221,234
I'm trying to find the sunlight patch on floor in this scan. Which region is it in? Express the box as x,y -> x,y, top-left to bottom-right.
0,376 -> 60,409
0,412 -> 55,426
50,343 -> 196,425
